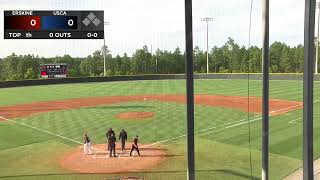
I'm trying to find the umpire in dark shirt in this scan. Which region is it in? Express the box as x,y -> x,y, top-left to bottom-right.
106,128 -> 115,150
108,133 -> 117,157
119,129 -> 127,151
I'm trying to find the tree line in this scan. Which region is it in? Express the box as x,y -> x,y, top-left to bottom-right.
0,37 -> 310,81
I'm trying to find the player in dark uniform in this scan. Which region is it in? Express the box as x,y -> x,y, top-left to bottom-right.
83,132 -> 92,155
108,133 -> 117,157
130,135 -> 141,156
106,128 -> 115,150
119,129 -> 127,151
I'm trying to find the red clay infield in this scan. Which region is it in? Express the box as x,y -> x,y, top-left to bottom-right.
0,94 -> 302,120
116,112 -> 155,120
60,143 -> 166,173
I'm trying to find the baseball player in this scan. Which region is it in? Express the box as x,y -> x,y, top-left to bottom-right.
106,128 -> 115,150
108,133 -> 117,157
119,129 -> 128,151
83,132 -> 92,155
130,135 -> 141,157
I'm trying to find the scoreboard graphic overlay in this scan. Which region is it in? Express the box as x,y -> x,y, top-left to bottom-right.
4,11 -> 104,39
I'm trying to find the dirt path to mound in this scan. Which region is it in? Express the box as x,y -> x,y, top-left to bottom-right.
0,94 -> 302,120
116,112 -> 155,120
60,143 -> 167,173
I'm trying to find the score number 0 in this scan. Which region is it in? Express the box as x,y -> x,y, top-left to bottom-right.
29,19 -> 74,27
30,19 -> 37,26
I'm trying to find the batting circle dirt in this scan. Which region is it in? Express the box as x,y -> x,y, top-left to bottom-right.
60,143 -> 166,173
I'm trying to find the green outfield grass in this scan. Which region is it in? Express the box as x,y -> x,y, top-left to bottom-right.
0,79 -> 319,180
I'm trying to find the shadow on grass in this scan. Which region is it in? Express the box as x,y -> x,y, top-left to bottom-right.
92,152 -> 182,158
84,105 -> 155,110
0,169 -> 259,179
139,154 -> 184,158
199,169 -> 260,180
139,148 -> 168,151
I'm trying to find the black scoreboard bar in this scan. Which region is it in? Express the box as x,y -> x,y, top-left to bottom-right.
4,10 -> 104,39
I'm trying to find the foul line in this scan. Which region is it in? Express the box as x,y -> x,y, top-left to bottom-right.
144,116 -> 262,148
289,115 -> 320,125
0,116 -> 118,158
0,117 -> 106,152
288,118 -> 302,125
145,99 -> 320,147
0,116 -> 82,145
225,116 -> 262,129
270,99 -> 319,115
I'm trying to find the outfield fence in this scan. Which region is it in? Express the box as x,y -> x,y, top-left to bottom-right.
0,74 -> 319,88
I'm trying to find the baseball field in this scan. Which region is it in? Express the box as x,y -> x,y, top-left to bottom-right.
0,79 -> 319,180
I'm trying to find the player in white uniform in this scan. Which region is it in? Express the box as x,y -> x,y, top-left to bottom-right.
83,132 -> 92,155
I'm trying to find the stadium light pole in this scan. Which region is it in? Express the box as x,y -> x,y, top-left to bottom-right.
150,44 -> 158,74
303,0 -> 315,179
156,55 -> 158,74
151,44 -> 153,74
103,21 -> 110,76
202,17 -> 213,74
316,2 -> 320,74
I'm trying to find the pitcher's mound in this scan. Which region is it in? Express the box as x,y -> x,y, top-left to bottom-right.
60,143 -> 166,173
116,112 -> 154,120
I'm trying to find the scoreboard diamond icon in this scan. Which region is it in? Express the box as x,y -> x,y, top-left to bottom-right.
92,18 -> 101,26
82,12 -> 101,27
82,18 -> 91,26
87,12 -> 96,21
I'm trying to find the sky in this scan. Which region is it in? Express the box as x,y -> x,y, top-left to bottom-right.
0,0 -> 308,58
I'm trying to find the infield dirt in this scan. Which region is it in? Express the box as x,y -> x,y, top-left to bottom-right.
60,143 -> 167,173
0,94 -> 302,120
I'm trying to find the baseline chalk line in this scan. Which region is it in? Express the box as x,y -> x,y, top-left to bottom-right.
145,100 -> 320,147
0,116 -> 104,152
0,116 -> 82,145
